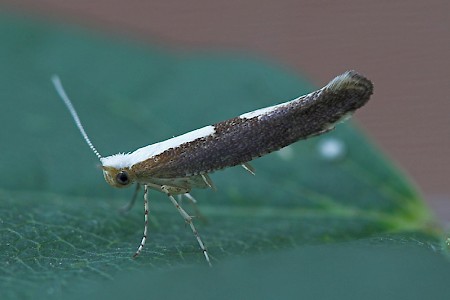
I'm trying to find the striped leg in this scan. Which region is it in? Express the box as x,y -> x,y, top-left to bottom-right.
164,190 -> 212,266
132,184 -> 149,258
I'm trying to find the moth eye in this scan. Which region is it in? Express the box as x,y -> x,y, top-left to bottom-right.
116,171 -> 130,185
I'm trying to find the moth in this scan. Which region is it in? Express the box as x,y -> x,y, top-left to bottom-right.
52,70 -> 373,266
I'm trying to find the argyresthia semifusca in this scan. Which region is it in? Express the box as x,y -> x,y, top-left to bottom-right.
52,70 -> 373,266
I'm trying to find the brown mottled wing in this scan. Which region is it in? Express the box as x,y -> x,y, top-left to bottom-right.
132,71 -> 373,179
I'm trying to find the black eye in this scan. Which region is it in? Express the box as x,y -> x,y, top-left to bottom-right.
116,171 -> 130,185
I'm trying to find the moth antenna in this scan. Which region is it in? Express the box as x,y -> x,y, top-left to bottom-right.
51,75 -> 103,160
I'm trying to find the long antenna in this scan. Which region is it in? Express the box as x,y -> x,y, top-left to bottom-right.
51,75 -> 103,159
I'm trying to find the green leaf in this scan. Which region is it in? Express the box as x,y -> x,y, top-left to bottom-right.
0,13 -> 448,299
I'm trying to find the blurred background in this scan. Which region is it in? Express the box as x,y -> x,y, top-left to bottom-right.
1,0 -> 449,221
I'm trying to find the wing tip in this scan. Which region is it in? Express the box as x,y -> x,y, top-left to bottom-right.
326,70 -> 374,97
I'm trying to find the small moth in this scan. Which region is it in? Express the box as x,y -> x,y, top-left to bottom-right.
52,70 -> 373,266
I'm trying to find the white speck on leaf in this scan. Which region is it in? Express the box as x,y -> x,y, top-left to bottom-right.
317,138 -> 346,161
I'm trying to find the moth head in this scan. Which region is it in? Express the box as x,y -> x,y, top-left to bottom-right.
102,166 -> 136,188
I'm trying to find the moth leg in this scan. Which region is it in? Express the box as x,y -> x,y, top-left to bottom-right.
201,174 -> 216,191
132,184 -> 149,258
182,193 -> 208,223
176,194 -> 195,222
177,193 -> 198,217
241,162 -> 256,175
161,186 -> 212,267
120,183 -> 141,214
